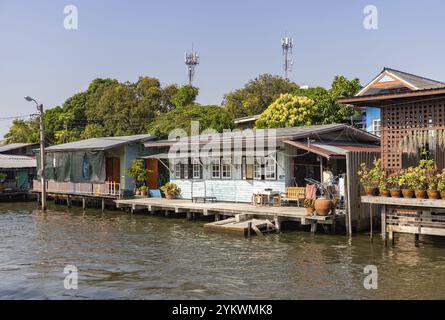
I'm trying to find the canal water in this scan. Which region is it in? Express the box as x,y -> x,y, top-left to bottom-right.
0,202 -> 444,300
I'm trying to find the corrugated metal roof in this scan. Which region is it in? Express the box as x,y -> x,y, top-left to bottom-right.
233,115 -> 261,124
385,68 -> 445,90
0,154 -> 36,168
45,134 -> 154,152
0,143 -> 38,153
145,124 -> 379,147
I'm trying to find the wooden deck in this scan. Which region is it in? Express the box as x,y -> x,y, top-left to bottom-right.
362,196 -> 445,243
115,198 -> 344,234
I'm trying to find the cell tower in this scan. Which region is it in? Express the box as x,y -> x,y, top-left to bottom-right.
184,45 -> 199,85
281,35 -> 293,80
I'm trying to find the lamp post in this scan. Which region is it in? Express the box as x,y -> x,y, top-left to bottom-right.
24,96 -> 46,211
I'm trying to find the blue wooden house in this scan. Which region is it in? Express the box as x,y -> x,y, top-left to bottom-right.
144,124 -> 380,203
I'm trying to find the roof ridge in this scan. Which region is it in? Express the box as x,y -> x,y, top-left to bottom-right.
383,67 -> 445,85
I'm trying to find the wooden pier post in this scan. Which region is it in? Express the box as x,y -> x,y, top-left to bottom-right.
186,211 -> 192,220
101,198 -> 105,213
215,214 -> 220,222
82,197 -> 86,211
274,215 -> 281,233
247,222 -> 252,238
370,207 -> 373,242
381,204 -> 387,244
67,195 -> 71,208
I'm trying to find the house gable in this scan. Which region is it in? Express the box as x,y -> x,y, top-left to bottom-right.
356,68 -> 445,97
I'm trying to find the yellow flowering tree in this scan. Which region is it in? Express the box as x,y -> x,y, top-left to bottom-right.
256,94 -> 316,128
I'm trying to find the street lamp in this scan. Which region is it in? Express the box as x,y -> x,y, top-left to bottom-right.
24,96 -> 46,211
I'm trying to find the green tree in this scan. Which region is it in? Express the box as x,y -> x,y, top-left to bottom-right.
256,94 -> 316,128
148,104 -> 234,137
223,74 -> 299,118
172,85 -> 199,108
291,76 -> 361,124
4,119 -> 39,143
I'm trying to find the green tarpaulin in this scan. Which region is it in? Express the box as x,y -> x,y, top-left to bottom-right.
37,151 -> 106,183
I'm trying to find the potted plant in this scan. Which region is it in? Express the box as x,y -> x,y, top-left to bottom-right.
412,158 -> 433,199
378,171 -> 390,197
426,172 -> 439,199
357,160 -> 380,196
399,168 -> 415,198
126,159 -> 152,197
438,170 -> 445,199
139,185 -> 148,197
160,182 -> 181,200
304,199 -> 315,216
387,172 -> 402,198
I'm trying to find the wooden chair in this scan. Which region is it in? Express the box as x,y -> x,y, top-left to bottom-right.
281,187 -> 306,207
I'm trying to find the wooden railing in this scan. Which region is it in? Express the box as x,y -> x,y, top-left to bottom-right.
33,180 -> 121,197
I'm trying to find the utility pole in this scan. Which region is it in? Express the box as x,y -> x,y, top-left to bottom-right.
25,96 -> 46,211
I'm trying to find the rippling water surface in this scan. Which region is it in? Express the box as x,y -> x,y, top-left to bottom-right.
1,202 -> 445,299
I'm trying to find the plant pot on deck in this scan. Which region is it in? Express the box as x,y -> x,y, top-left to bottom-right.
305,207 -> 315,216
364,187 -> 377,196
427,190 -> 440,200
414,190 -> 427,199
314,199 -> 331,216
379,189 -> 390,197
165,193 -> 174,200
390,189 -> 401,198
402,189 -> 414,199
440,191 -> 445,200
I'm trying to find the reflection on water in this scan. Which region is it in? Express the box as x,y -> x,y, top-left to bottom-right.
0,202 -> 445,299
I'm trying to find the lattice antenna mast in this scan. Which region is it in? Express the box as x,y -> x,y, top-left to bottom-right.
184,44 -> 199,85
281,36 -> 293,80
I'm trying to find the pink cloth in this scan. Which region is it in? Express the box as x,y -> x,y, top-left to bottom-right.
305,184 -> 317,200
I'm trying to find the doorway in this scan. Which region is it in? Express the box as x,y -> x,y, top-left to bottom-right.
106,157 -> 121,183
146,159 -> 159,189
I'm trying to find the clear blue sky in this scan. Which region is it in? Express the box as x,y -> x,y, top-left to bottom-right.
1,0 -> 445,137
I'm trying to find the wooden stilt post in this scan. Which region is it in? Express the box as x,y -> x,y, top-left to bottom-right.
101,198 -> 105,213
247,222 -> 252,238
67,195 -> 71,208
370,206 -> 373,242
186,211 -> 192,220
215,214 -> 220,222
310,221 -> 317,233
82,197 -> 86,211
381,204 -> 387,244
274,215 -> 281,233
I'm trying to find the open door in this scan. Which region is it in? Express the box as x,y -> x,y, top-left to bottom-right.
106,157 -> 121,183
146,159 -> 159,189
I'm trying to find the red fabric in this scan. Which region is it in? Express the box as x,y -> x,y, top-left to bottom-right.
305,184 -> 317,200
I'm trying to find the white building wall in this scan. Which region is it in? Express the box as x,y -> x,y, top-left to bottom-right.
170,150 -> 288,203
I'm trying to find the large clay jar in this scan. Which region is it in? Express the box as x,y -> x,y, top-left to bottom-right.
402,189 -> 414,199
314,199 -> 332,216
414,190 -> 427,199
440,191 -> 445,200
427,190 -> 440,199
379,189 -> 390,197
